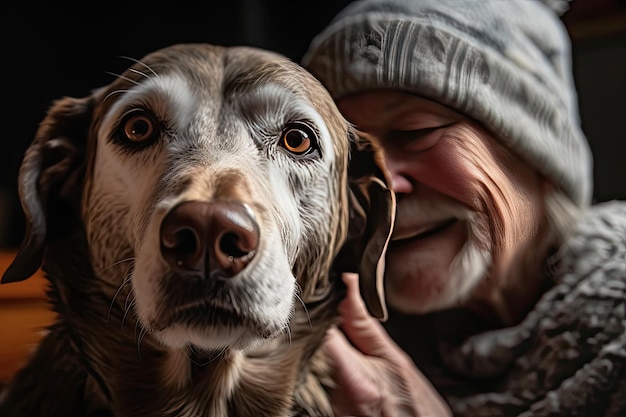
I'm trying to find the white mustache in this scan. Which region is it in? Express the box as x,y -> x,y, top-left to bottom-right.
393,194 -> 472,234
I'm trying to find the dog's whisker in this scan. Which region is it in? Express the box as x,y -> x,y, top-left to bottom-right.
107,274 -> 132,324
106,261 -> 134,316
121,295 -> 136,330
105,71 -> 140,86
124,289 -> 135,313
136,326 -> 149,359
100,257 -> 135,273
284,324 -> 293,348
102,89 -> 130,104
134,317 -> 141,339
128,68 -> 157,78
128,67 -> 152,80
294,292 -> 312,329
119,55 -> 158,77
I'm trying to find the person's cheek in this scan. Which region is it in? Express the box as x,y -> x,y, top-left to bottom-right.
413,145 -> 479,210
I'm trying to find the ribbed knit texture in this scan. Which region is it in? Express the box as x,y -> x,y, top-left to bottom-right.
423,201 -> 626,416
302,0 -> 593,206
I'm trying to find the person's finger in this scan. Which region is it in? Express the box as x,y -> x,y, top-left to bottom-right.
338,273 -> 396,358
324,327 -> 382,415
324,327 -> 375,392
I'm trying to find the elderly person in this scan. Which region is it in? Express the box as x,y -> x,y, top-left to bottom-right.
302,0 -> 626,416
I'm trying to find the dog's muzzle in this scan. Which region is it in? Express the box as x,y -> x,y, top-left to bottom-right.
160,201 -> 259,279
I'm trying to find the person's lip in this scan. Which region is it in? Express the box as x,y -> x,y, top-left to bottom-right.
391,218 -> 459,243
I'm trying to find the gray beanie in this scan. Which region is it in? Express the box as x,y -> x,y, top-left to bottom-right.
302,0 -> 593,206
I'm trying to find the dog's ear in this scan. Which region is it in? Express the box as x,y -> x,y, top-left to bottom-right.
335,129 -> 396,321
1,96 -> 93,284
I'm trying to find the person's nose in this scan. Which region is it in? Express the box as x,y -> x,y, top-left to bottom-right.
383,153 -> 414,194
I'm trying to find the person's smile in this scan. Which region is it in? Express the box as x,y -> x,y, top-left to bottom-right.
391,218 -> 459,243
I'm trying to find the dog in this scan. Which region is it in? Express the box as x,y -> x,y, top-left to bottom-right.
0,43 -> 394,416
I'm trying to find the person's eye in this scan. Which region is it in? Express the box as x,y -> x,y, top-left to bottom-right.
389,124 -> 451,152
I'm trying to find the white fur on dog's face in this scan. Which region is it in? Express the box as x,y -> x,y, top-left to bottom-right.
81,45 -> 349,351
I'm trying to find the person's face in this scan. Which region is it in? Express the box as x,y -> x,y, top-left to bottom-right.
338,90 -> 545,316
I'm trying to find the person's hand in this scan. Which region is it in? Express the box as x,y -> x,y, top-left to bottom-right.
325,273 -> 452,417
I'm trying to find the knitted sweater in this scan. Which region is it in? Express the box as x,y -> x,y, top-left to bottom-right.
387,200 -> 626,416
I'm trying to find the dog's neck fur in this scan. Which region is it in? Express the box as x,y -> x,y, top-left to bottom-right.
30,229 -> 338,417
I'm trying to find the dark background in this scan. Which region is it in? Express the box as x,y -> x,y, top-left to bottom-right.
1,0 -> 625,249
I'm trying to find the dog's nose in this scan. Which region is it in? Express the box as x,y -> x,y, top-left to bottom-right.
160,201 -> 259,277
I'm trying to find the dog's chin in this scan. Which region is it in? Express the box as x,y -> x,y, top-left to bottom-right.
154,323 -> 271,351
146,302 -> 292,351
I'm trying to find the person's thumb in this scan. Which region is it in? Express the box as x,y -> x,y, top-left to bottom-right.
338,273 -> 395,358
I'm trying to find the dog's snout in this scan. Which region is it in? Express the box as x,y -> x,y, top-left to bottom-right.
160,201 -> 259,277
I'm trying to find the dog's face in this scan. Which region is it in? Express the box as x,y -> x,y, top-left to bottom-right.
3,43 -> 393,353
84,44 -> 355,350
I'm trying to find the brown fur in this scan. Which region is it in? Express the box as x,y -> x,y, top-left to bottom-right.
0,44 -> 394,416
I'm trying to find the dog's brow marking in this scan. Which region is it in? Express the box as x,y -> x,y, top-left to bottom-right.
99,74 -> 197,141
241,84 -> 333,163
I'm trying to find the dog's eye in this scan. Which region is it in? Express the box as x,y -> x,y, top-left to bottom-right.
280,123 -> 318,157
119,110 -> 159,144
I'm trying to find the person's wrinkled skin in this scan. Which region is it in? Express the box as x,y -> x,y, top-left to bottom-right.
327,90 -> 551,416
339,90 -> 547,325
326,273 -> 453,417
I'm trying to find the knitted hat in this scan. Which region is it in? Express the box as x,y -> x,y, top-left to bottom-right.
302,0 -> 593,206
